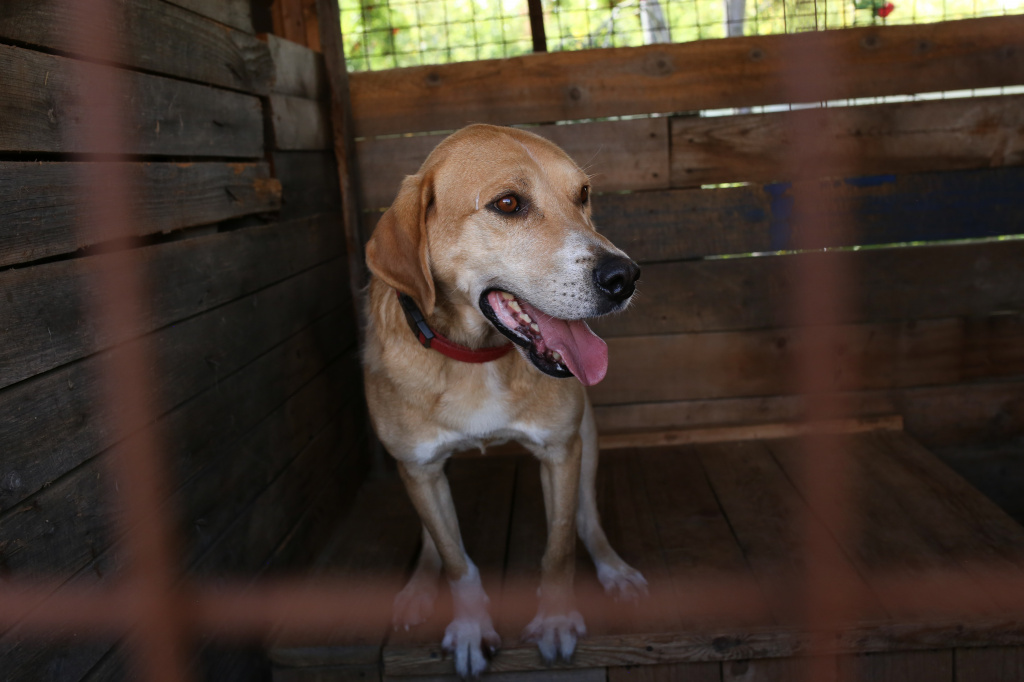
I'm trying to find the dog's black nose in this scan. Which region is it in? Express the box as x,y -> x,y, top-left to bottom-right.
593,255 -> 641,303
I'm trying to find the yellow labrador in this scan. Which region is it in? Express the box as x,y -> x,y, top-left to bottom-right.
363,124 -> 646,676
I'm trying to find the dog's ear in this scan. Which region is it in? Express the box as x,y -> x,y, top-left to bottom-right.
366,171 -> 436,315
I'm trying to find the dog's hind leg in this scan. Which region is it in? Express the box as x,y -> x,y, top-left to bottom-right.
393,525 -> 442,629
397,459 -> 500,678
575,393 -> 648,601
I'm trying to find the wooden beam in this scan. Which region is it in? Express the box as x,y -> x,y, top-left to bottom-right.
595,166 -> 1024,264
356,117 -> 670,208
268,94 -> 332,150
317,0 -> 371,324
591,240 -> 1024,338
162,0 -> 255,33
588,314 -> 1024,406
0,162 -> 281,268
592,378 -> 1024,450
348,16 -> 1024,137
0,0 -> 271,94
0,254 -> 352,516
275,0 -> 311,47
0,44 -> 263,156
597,415 -> 903,450
263,33 -> 327,98
0,214 -> 344,392
670,95 -> 1024,187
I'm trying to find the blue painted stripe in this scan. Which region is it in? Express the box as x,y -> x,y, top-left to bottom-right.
765,182 -> 793,251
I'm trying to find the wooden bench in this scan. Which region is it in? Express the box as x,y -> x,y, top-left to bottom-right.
270,424 -> 1024,681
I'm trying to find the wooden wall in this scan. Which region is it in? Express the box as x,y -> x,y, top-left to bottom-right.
350,15 -> 1024,452
0,1 -> 365,680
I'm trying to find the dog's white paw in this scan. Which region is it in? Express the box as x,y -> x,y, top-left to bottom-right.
596,561 -> 648,602
522,610 -> 586,664
392,579 -> 439,629
442,616 -> 501,678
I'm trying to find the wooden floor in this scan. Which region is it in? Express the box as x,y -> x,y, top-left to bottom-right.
270,430 -> 1024,682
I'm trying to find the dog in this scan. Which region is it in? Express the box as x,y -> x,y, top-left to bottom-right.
362,124 -> 646,677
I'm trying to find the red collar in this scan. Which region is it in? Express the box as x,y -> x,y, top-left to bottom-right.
396,291 -> 514,364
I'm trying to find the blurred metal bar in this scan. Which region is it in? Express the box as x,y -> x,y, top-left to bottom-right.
65,1 -> 192,680
777,28 -> 861,682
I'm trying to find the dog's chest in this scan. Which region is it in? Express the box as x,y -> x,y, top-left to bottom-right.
413,365 -> 551,461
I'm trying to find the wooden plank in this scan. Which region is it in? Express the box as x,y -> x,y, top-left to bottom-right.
956,646 -> 1024,681
0,44 -> 263,156
270,94 -> 332,150
837,650 -> 954,682
591,379 -> 1024,451
270,475 -> 422,667
357,118 -> 671,210
316,0 -> 371,320
872,431 -> 1024,564
348,16 -> 1024,137
590,239 -> 1024,338
593,166 -> 1024,264
0,214 -> 343,392
599,415 -> 903,450
0,635 -> 114,682
768,435 -> 1000,620
721,657 -> 823,682
264,33 -> 328,99
191,414 -> 353,575
163,0 -> 254,33
609,663 -> 721,682
0,318 -> 358,675
274,664 -> 381,681
671,95 -> 1024,187
594,186 -> 771,264
275,0 -> 314,48
0,309 -> 351,579
0,161 -> 281,268
763,167 -> 1024,252
180,355 -> 362,565
0,260 -> 351,519
362,613 -> 1024,672
383,670 -> 606,682
588,314 -> 1024,406
0,0 -> 271,94
258,409 -> 371,575
594,450 -> 690,635
695,440 -> 886,623
273,152 -> 342,220
635,447 -> 773,628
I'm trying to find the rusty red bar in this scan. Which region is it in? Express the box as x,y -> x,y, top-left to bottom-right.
64,0 -> 192,680
1,5 -> 1020,681
777,27 -> 862,682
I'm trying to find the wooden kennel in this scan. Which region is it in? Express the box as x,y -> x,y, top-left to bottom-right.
1,1 -> 1023,681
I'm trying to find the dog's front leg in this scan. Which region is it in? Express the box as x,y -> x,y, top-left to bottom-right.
523,435 -> 587,664
397,460 -> 500,678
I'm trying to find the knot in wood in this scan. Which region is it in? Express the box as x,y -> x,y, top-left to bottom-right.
643,53 -> 673,76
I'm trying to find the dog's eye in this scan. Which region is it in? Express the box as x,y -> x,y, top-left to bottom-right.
494,195 -> 520,213
580,185 -> 590,205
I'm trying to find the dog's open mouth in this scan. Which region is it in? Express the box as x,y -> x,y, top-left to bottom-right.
480,288 -> 608,386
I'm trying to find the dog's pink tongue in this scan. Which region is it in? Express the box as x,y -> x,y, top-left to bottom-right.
526,304 -> 609,386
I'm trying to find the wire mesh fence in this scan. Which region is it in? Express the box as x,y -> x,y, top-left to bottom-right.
340,0 -> 1024,70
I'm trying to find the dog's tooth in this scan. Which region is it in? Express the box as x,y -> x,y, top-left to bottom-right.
520,313 -> 532,324
551,351 -> 562,362
508,300 -> 522,313
500,291 -> 514,300
530,323 -> 540,332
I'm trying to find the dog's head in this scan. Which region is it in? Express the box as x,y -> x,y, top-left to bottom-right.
366,124 -> 640,386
